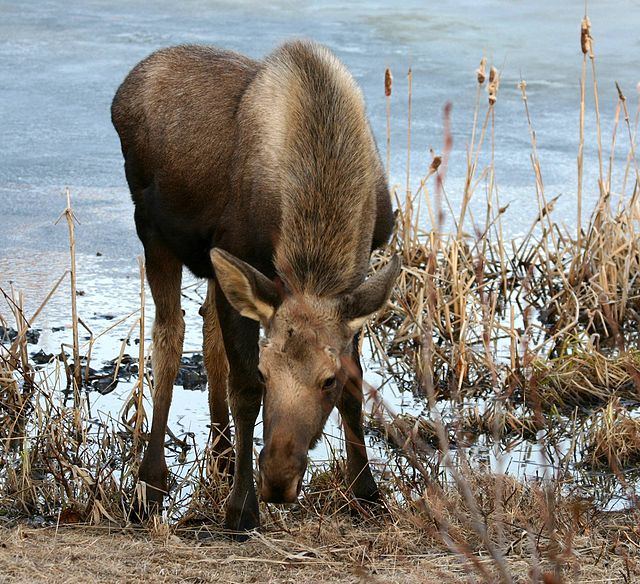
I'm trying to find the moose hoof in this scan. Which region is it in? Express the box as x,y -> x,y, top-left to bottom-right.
350,474 -> 381,514
355,485 -> 380,505
351,493 -> 381,514
352,470 -> 379,500
224,497 -> 260,540
129,480 -> 166,522
134,454 -> 168,520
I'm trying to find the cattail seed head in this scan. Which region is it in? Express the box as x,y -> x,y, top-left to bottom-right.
581,16 -> 592,55
384,68 -> 393,97
430,155 -> 442,174
477,57 -> 487,85
488,66 -> 500,105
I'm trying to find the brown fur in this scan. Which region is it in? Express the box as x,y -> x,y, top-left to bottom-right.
236,43 -> 382,294
202,282 -> 232,473
112,40 -> 398,535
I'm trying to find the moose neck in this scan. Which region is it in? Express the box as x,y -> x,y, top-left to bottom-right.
244,41 -> 381,297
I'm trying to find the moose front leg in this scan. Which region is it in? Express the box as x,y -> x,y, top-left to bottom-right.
338,338 -> 379,504
217,287 -> 262,537
137,242 -> 184,515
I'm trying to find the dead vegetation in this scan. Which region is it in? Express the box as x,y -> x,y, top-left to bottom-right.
583,397 -> 640,471
0,514 -> 638,584
1,12 -> 640,584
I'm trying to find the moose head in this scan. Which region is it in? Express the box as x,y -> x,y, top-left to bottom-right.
212,248 -> 400,503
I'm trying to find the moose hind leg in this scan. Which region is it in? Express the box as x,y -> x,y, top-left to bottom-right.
338,338 -> 379,504
202,280 -> 232,475
137,241 -> 184,515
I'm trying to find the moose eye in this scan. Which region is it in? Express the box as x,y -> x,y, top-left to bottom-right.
321,376 -> 337,390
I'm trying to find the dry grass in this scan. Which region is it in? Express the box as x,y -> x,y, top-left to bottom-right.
530,349 -> 640,411
583,398 -> 640,471
0,514 -> 638,584
1,11 -> 640,584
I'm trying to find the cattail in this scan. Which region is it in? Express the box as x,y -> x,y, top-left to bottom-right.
384,67 -> 392,179
384,67 -> 393,97
581,16 -> 592,55
477,57 -> 487,85
488,66 -> 500,105
429,155 -> 442,174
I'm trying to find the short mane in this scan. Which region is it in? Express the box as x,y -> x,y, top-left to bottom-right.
247,41 -> 380,296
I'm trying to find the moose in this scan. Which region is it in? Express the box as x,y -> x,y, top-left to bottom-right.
111,40 -> 400,535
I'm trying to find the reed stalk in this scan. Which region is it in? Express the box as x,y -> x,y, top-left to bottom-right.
133,256 -> 147,456
61,188 -> 81,401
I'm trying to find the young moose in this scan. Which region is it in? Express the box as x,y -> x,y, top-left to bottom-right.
111,40 -> 400,534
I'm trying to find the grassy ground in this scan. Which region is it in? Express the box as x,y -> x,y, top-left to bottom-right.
0,518 -> 636,584
1,462 -> 638,583
0,524 -> 475,584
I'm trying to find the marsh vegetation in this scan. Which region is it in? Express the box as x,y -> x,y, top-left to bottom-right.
1,15 -> 639,584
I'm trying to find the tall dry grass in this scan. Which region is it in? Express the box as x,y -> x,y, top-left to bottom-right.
363,13 -> 640,580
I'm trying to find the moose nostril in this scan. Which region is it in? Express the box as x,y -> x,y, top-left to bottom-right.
259,471 -> 303,504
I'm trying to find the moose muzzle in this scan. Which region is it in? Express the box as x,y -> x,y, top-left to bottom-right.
258,438 -> 308,504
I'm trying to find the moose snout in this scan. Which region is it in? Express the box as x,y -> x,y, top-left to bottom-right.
258,443 -> 307,504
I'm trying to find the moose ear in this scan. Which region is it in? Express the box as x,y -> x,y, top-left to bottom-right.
210,248 -> 280,324
340,256 -> 401,333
